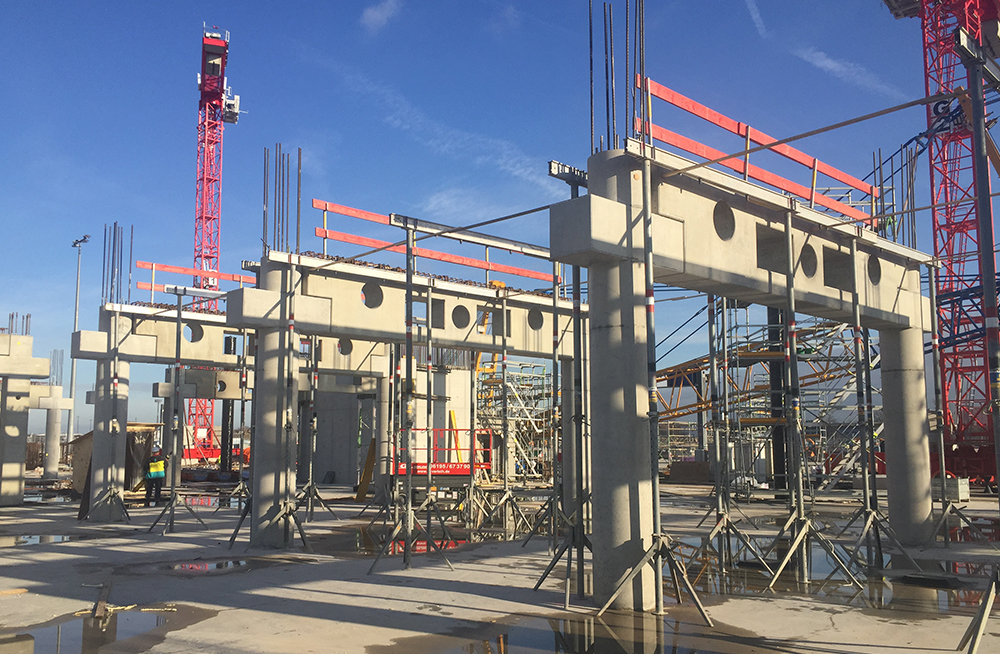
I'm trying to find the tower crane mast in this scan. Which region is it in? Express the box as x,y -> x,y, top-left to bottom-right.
885,0 -> 1000,448
190,25 -> 239,447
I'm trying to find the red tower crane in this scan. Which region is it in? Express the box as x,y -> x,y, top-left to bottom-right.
189,26 -> 239,448
883,1 -> 1000,458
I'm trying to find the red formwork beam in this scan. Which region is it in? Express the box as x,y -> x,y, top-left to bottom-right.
314,227 -> 556,282
643,77 -> 879,199
638,119 -> 872,222
135,260 -> 255,284
312,199 -> 391,225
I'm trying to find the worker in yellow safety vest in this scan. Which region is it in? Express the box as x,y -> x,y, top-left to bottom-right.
144,445 -> 167,507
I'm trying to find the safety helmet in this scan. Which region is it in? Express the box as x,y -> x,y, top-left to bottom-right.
151,445 -> 162,454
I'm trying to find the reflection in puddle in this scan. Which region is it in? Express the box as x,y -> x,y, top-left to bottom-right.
180,495 -> 241,509
171,560 -> 247,573
23,495 -> 73,504
0,605 -> 214,654
376,611 -> 766,654
0,535 -> 87,548
309,527 -> 468,558
668,536 -> 988,613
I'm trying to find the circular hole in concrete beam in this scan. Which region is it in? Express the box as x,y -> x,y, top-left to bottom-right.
338,339 -> 353,356
361,282 -> 383,309
183,323 -> 204,343
217,380 -> 227,393
452,305 -> 470,329
800,243 -> 817,278
527,308 -> 544,331
868,255 -> 882,286
713,201 -> 736,241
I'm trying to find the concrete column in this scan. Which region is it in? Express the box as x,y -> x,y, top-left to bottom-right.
560,356 -> 576,516
43,404 -> 61,479
296,395 -> 312,485
161,388 -> 182,489
250,262 -> 299,549
586,148 -> 655,612
880,326 -> 933,546
251,325 -> 293,548
589,259 -> 655,610
375,375 -> 391,499
360,392 -> 376,486
87,359 -> 129,521
0,378 -> 31,505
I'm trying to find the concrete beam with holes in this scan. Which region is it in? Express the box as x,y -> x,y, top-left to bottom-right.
72,304 -> 388,383
548,144 -> 936,612
225,251 -> 576,359
72,304 -> 241,367
550,140 -> 931,331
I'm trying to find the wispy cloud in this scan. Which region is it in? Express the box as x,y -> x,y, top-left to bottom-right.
422,187 -> 511,223
794,47 -> 907,101
321,60 -> 561,198
744,0 -> 767,38
489,4 -> 521,34
360,0 -> 402,34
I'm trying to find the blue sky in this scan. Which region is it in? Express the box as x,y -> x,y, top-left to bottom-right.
0,1 -> 928,431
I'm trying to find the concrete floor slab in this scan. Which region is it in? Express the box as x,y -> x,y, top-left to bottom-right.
0,486 -> 997,653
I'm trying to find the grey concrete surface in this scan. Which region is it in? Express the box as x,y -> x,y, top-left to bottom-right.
584,149 -> 656,612
882,326 -> 934,545
0,379 -> 31,507
87,358 -> 129,522
1,486 -> 998,653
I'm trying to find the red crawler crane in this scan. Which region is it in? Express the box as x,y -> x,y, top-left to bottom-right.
190,26 -> 240,449
884,0 -> 1000,479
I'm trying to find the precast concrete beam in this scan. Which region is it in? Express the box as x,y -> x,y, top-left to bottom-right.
153,369 -> 251,401
550,143 -> 930,332
73,304 -> 243,368
0,335 -> 50,378
227,252 -> 577,359
550,147 -> 936,591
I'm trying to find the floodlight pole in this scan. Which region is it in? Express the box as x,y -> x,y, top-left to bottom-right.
68,235 -> 90,444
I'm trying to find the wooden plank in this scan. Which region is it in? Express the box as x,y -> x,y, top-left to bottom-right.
354,437 -> 378,503
93,581 -> 112,619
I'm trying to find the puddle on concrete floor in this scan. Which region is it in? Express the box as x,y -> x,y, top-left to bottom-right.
0,535 -> 90,548
370,610 -> 769,654
0,604 -> 215,654
179,495 -> 244,509
308,527 -> 467,558
23,495 -> 73,504
667,536 -> 989,613
117,555 -> 312,577
171,560 -> 246,573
